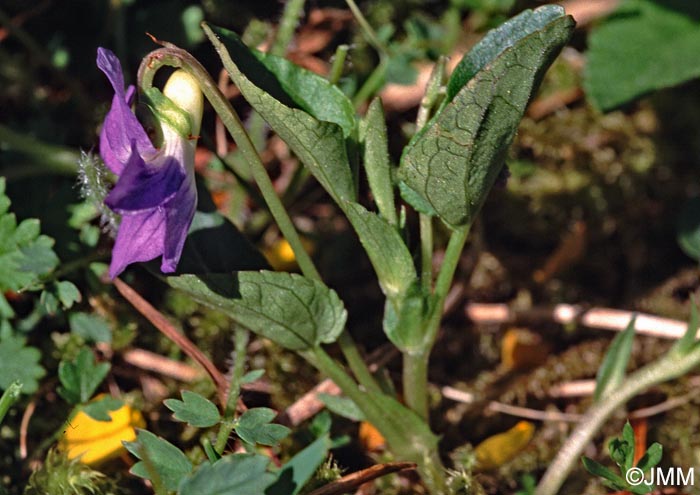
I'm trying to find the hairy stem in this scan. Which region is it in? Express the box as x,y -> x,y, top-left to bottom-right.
536,343 -> 700,495
215,327 -> 249,454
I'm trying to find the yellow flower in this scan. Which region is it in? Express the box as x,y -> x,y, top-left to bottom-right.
59,396 -> 145,465
474,421 -> 535,470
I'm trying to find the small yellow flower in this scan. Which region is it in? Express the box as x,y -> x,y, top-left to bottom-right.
474,421 -> 535,470
59,396 -> 145,465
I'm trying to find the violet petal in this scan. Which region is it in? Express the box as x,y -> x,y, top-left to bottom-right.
104,150 -> 185,213
108,209 -> 167,278
161,175 -> 198,273
97,48 -> 155,174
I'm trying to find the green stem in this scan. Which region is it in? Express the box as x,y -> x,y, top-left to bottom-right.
0,124 -> 79,176
305,346 -> 448,494
419,214 -> 433,291
138,46 -> 321,282
337,332 -> 382,395
427,226 -> 469,344
352,58 -> 387,109
535,343 -> 700,495
344,0 -> 387,56
270,0 -> 306,57
402,350 -> 429,420
215,327 -> 249,454
0,381 -> 22,425
328,45 -> 349,84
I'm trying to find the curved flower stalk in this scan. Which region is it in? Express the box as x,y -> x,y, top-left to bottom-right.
96,48 -> 203,278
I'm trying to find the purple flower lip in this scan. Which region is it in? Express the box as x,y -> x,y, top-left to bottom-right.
97,47 -> 199,279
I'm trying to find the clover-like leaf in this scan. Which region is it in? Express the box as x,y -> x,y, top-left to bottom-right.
398,6 -> 574,228
69,312 -> 112,344
0,178 -> 59,292
234,407 -> 290,446
80,395 -> 123,422
0,336 -> 45,394
178,453 -> 275,495
58,347 -> 110,404
124,429 -> 193,492
164,390 -> 221,428
166,271 -> 347,350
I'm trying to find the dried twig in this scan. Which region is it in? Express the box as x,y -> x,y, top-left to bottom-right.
441,386 -> 582,422
281,379 -> 341,426
466,303 -> 690,340
113,277 -> 228,407
122,348 -> 201,383
19,399 -> 36,459
308,462 -> 416,495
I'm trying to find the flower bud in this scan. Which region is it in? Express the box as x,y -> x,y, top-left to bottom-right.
163,70 -> 203,137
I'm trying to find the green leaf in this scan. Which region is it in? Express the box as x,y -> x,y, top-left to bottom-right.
594,317 -> 636,402
57,347 -> 110,404
178,454 -> 274,495
585,0 -> 700,111
676,197 -> 700,261
581,456 -> 627,489
636,442 -> 663,472
241,369 -> 265,384
318,393 -> 365,422
266,434 -> 332,495
55,281 -> 81,309
673,301 -> 699,354
164,390 -> 221,428
251,51 -> 356,138
203,24 -> 355,205
446,5 -> 566,103
69,312 -> 112,344
361,98 -> 397,226
0,336 -> 45,394
124,429 -> 193,492
343,202 -> 416,300
81,396 -> 123,421
166,271 -> 347,351
382,281 -> 430,352
0,178 -> 59,291
398,7 -> 574,228
235,407 -> 290,446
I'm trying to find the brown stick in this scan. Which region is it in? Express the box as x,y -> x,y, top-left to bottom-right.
466,303 -> 690,340
122,348 -> 201,383
307,462 -> 416,495
113,278 -> 228,407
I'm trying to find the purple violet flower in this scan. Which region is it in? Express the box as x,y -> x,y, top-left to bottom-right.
96,47 -> 203,278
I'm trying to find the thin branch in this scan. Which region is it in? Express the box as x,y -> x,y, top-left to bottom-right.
441,386 -> 582,423
466,303 -> 690,340
308,462 -> 416,495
